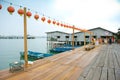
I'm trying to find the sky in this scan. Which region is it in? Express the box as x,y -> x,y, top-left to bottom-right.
0,0 -> 120,36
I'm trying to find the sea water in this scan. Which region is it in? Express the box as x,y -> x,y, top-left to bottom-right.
0,38 -> 47,70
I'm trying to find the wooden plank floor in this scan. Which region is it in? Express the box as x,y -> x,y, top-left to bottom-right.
79,44 -> 120,80
0,44 -> 120,80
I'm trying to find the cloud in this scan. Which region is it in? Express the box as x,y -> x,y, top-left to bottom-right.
53,0 -> 120,32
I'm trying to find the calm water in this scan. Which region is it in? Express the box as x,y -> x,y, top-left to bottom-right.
0,38 -> 48,70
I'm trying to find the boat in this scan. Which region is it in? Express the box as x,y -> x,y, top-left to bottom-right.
50,44 -> 80,53
27,36 -> 35,39
20,50 -> 53,59
50,47 -> 73,53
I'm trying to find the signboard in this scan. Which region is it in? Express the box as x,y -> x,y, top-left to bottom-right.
105,31 -> 109,36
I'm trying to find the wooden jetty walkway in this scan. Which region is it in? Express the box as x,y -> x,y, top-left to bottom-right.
0,44 -> 120,80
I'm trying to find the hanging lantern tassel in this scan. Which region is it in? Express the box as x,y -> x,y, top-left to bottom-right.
7,6 -> 15,14
41,16 -> 46,22
26,11 -> 32,18
18,8 -> 24,16
0,4 -> 2,10
34,14 -> 39,20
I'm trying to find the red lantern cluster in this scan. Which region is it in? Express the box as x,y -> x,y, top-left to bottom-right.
26,11 -> 32,18
34,14 -> 39,20
0,4 -> 2,10
7,6 -> 15,14
18,8 -> 24,16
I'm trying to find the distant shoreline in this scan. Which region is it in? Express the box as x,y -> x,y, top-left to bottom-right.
0,36 -> 46,39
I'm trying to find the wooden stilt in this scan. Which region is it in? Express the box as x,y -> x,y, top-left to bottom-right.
84,32 -> 86,46
90,32 -> 92,44
72,27 -> 74,49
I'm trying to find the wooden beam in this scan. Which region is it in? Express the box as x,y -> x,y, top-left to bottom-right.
24,7 -> 28,68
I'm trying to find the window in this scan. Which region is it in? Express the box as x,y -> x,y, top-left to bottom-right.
66,36 -> 69,38
101,36 -> 106,38
74,36 -> 77,38
93,36 -> 96,38
57,36 -> 60,38
85,36 -> 89,38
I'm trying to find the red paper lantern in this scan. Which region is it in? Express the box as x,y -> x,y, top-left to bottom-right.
61,23 -> 63,27
77,28 -> 81,31
68,26 -> 72,28
74,27 -> 79,30
17,8 -> 24,16
34,14 -> 39,20
7,6 -> 15,14
47,19 -> 51,24
52,21 -> 56,24
66,25 -> 68,28
41,17 -> 46,22
64,24 -> 66,27
56,22 -> 59,26
69,26 -> 74,29
26,11 -> 32,18
0,4 -> 2,10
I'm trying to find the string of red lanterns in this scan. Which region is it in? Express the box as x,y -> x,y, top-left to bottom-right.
0,1 -> 91,32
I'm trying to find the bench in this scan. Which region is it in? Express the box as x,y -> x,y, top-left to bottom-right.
85,45 -> 95,51
9,61 -> 24,73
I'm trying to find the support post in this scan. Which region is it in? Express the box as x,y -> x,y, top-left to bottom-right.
90,32 -> 92,44
84,32 -> 86,46
24,7 -> 28,68
72,28 -> 74,49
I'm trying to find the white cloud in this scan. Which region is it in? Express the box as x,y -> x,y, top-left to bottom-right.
53,0 -> 120,32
